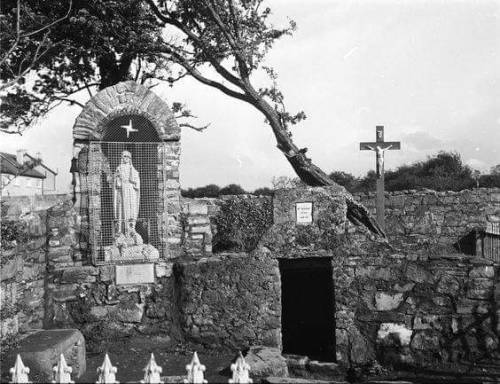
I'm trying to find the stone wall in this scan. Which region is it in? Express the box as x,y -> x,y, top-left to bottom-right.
336,244 -> 499,369
42,198 -> 179,351
2,194 -> 67,216
1,207 -> 47,343
355,188 -> 500,248
2,186 -> 499,371
175,253 -> 281,350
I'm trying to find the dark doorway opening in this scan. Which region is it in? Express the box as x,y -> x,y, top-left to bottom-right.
279,257 -> 336,362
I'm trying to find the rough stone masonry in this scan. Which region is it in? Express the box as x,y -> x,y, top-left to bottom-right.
1,79 -> 499,375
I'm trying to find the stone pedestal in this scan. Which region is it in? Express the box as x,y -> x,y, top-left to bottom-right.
9,329 -> 86,381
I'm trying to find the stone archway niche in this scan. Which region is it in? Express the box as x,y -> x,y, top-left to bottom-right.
72,81 -> 182,264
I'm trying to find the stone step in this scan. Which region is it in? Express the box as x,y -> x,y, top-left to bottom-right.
263,377 -> 348,384
284,354 -> 345,381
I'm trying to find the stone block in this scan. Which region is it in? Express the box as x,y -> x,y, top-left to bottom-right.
1,282 -> 17,306
1,256 -> 22,281
99,265 -> 115,282
190,225 -> 211,234
155,262 -> 173,278
61,266 -> 98,283
456,298 -> 490,314
377,322 -> 412,346
90,305 -> 114,319
245,346 -> 289,379
8,329 -> 86,381
410,330 -> 440,351
115,302 -> 145,323
405,264 -> 433,283
375,292 -> 404,311
187,216 -> 210,225
165,180 -> 180,189
394,282 -> 415,292
467,278 -> 494,299
188,203 -> 209,216
469,266 -> 495,279
436,275 -> 460,296
0,316 -> 19,338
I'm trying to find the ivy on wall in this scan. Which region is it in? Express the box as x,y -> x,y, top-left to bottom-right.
212,197 -> 273,253
1,220 -> 28,253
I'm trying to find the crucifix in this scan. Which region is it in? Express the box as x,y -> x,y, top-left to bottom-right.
360,126 -> 401,230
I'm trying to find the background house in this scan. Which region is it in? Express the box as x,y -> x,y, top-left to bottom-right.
0,149 -> 57,196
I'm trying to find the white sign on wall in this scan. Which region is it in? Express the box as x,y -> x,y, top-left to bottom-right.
295,202 -> 313,224
116,263 -> 155,285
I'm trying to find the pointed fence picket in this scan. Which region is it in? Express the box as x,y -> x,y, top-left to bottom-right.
141,353 -> 163,384
52,354 -> 74,384
10,354 -> 31,384
96,353 -> 119,384
184,352 -> 207,384
9,350 -> 254,384
229,352 -> 252,384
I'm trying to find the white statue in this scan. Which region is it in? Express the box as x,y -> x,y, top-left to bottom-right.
364,144 -> 393,178
113,150 -> 140,237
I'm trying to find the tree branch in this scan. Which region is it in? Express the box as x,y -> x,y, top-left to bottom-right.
21,0 -> 73,38
179,61 -> 250,102
179,122 -> 211,132
145,0 -> 244,87
202,0 -> 250,79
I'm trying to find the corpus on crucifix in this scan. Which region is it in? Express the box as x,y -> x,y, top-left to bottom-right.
360,126 -> 400,230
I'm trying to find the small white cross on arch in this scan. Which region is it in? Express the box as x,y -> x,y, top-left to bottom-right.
120,119 -> 138,138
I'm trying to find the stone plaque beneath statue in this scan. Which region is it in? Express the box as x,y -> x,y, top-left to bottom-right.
296,202 -> 313,224
116,263 -> 154,285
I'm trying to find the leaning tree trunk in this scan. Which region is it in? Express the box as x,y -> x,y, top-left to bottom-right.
246,86 -> 386,238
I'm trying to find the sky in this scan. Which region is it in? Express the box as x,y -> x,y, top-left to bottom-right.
1,0 -> 499,193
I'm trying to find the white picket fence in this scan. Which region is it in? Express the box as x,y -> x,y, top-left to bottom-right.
9,351 -> 253,384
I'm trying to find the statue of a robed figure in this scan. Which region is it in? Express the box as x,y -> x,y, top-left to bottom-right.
113,150 -> 141,236
104,150 -> 159,262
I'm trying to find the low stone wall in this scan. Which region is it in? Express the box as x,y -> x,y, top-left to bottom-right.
2,194 -> 68,217
355,188 -> 500,247
2,186 -> 499,372
1,209 -> 47,343
337,246 -> 499,368
175,253 -> 281,350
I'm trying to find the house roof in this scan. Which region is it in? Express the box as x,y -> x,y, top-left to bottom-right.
25,153 -> 57,175
0,152 -> 46,179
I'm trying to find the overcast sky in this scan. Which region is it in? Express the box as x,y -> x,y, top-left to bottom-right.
2,0 -> 499,192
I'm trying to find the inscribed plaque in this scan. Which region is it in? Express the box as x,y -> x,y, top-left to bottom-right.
116,263 -> 154,285
296,202 -> 313,224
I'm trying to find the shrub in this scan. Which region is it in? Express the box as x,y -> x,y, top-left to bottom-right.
212,197 -> 273,252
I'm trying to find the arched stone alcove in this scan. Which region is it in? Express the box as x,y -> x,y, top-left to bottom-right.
72,81 -> 182,265
73,81 -> 179,142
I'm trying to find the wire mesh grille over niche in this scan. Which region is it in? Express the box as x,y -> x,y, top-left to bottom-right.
88,141 -> 168,264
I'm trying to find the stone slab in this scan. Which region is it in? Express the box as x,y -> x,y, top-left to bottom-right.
245,346 -> 289,379
116,263 -> 154,285
263,377 -> 347,384
9,329 -> 85,381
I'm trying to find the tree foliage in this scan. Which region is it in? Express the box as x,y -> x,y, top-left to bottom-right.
330,151 -> 500,193
1,0 -> 166,133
